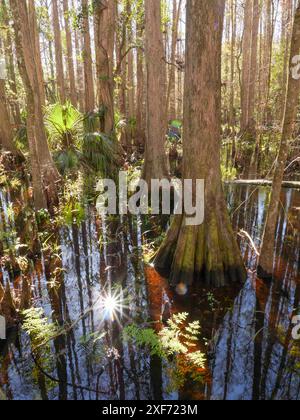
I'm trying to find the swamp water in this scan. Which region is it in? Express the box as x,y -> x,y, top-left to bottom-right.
0,185 -> 299,400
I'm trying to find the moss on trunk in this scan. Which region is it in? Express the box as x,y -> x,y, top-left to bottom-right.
155,198 -> 246,288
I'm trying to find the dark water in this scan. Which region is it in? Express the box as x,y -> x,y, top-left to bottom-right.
0,185 -> 299,400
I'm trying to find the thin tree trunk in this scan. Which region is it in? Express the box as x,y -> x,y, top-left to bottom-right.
166,0 -> 182,120
82,0 -> 95,112
229,0 -> 237,131
73,1 -> 84,111
63,0 -> 77,107
115,1 -> 128,149
28,0 -> 46,107
261,0 -> 273,125
258,1 -> 300,279
240,0 -> 260,177
52,0 -> 66,102
1,0 -> 21,125
94,0 -> 115,134
0,79 -> 18,154
127,0 -> 135,148
135,11 -> 145,150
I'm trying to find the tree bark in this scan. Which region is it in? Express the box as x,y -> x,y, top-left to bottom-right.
127,0 -> 135,148
63,0 -> 77,107
52,0 -> 66,102
10,0 -> 60,210
166,0 -> 182,120
142,0 -> 168,184
258,1 -> 300,279
135,11 -> 146,150
240,0 -> 260,178
73,0 -> 84,111
28,0 -> 46,107
82,0 -> 95,112
154,0 -> 246,289
0,79 -> 18,154
1,0 -> 21,126
229,0 -> 237,131
94,0 -> 115,135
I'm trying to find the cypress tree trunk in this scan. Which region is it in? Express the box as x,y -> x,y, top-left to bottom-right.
63,0 -> 77,107
240,0 -> 260,178
28,0 -> 46,107
52,0 -> 66,102
10,0 -> 60,210
82,0 -> 95,112
142,0 -> 168,184
94,0 -> 115,135
1,0 -> 21,126
229,0 -> 237,131
154,0 -> 246,289
166,0 -> 182,120
0,79 -> 18,154
135,13 -> 145,151
258,1 -> 300,279
127,0 -> 135,149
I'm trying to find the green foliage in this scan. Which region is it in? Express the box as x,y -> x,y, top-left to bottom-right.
206,292 -> 220,312
53,149 -> 80,174
57,176 -> 86,226
159,313 -> 203,362
45,101 -> 83,150
82,132 -> 117,176
14,124 -> 28,153
78,331 -> 107,365
221,164 -> 237,181
123,313 -> 206,392
45,101 -> 83,174
22,308 -> 59,351
123,325 -> 164,357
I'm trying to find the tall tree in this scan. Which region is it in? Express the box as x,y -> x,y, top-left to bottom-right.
10,0 -> 59,210
229,0 -> 237,131
28,0 -> 46,106
135,5 -> 145,150
142,0 -> 168,184
240,0 -> 260,177
258,1 -> 300,279
94,0 -> 115,134
261,0 -> 273,125
0,72 -> 18,154
154,0 -> 246,289
52,0 -> 66,102
63,0 -> 77,106
81,0 -> 95,112
1,0 -> 21,125
166,0 -> 182,120
126,0 -> 135,148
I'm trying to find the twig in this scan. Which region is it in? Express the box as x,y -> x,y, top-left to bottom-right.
238,229 -> 260,256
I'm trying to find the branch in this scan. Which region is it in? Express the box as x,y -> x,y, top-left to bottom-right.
115,45 -> 144,76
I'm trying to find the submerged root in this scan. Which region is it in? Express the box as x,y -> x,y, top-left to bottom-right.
154,210 -> 246,289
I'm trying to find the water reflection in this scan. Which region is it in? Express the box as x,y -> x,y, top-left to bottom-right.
0,186 -> 299,400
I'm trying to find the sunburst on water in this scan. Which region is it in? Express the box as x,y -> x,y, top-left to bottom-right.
99,286 -> 128,327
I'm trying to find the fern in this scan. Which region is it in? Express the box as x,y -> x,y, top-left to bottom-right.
22,308 -> 59,351
124,313 -> 206,369
123,325 -> 164,357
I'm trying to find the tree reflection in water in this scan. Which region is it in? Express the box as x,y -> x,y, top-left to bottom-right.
0,186 -> 299,400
